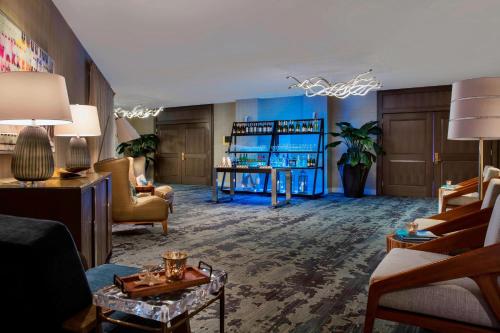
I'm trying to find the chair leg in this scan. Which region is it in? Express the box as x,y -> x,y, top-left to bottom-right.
364,291 -> 378,333
161,218 -> 168,235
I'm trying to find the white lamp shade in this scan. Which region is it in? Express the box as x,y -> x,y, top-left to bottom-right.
448,77 -> 500,140
0,72 -> 72,126
116,117 -> 140,143
55,105 -> 101,137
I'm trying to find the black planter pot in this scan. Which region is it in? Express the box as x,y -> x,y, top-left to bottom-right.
339,164 -> 370,198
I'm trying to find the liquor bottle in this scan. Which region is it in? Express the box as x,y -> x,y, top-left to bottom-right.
289,120 -> 295,133
308,121 -> 313,132
314,120 -> 319,132
307,154 -> 311,167
285,154 -> 289,167
284,121 -> 289,132
302,122 -> 306,132
295,122 -> 300,132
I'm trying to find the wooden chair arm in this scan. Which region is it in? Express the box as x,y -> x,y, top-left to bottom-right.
457,177 -> 478,187
441,183 -> 481,212
371,243 -> 500,293
442,183 -> 478,201
409,223 -> 488,254
425,207 -> 492,235
429,200 -> 482,220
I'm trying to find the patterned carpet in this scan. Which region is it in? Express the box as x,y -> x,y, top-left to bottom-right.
111,185 -> 437,333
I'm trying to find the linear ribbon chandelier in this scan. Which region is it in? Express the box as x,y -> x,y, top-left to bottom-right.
287,69 -> 382,99
114,105 -> 164,119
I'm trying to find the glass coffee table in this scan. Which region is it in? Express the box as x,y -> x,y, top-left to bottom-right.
93,268 -> 227,333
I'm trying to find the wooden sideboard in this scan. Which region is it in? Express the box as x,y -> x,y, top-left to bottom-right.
0,172 -> 112,267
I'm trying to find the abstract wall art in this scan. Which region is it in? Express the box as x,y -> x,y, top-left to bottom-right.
0,10 -> 55,152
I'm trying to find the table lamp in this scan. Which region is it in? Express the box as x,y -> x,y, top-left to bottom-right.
448,77 -> 500,199
0,72 -> 72,182
55,105 -> 101,172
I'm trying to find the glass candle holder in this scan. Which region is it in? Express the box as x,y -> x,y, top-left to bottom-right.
162,251 -> 188,281
406,221 -> 419,235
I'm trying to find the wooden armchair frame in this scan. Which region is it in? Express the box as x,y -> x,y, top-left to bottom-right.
365,226 -> 500,333
441,181 -> 488,213
425,206 -> 493,236
458,176 -> 479,188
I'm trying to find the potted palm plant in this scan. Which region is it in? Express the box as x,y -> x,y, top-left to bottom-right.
326,121 -> 383,197
116,134 -> 159,172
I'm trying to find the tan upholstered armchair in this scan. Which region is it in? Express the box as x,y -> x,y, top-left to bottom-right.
127,156 -> 174,213
413,179 -> 500,231
440,165 -> 500,212
94,158 -> 169,234
365,196 -> 500,332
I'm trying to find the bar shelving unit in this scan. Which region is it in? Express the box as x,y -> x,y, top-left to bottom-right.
220,118 -> 325,198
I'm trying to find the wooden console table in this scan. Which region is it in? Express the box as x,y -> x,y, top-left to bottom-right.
0,172 -> 112,267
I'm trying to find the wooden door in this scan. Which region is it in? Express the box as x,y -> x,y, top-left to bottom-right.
433,111 -> 478,193
156,123 -> 212,185
182,122 -> 211,185
157,124 -> 184,184
382,112 -> 434,197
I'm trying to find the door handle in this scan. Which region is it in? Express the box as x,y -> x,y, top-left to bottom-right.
181,152 -> 185,161
434,152 -> 441,164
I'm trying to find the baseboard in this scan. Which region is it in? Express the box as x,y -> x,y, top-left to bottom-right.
328,187 -> 376,196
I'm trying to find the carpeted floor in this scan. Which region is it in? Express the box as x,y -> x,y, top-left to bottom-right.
111,185 -> 437,333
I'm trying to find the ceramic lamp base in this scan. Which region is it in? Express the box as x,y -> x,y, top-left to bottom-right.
66,137 -> 91,172
11,125 -> 54,181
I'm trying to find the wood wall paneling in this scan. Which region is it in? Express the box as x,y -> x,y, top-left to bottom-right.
377,85 -> 498,197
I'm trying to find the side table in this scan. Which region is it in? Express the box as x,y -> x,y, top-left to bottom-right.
386,234 -> 419,252
93,269 -> 227,333
136,185 -> 155,195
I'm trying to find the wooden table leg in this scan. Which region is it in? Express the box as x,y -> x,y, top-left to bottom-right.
212,169 -> 219,202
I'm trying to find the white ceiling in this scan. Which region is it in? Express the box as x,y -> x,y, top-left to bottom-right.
53,0 -> 500,108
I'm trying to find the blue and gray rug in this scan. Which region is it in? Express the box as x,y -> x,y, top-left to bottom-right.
111,186 -> 436,333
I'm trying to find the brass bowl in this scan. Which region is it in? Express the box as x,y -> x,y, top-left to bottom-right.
162,251 -> 188,281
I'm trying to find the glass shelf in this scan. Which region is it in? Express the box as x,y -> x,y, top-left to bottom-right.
276,131 -> 322,135
271,151 -> 323,154
231,133 -> 273,136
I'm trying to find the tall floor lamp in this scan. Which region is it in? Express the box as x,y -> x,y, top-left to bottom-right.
448,77 -> 500,199
97,115 -> 140,161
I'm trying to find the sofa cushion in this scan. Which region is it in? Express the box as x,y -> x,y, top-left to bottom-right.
484,196 -> 500,246
482,179 -> 500,209
0,214 -> 92,331
371,248 -> 499,328
86,264 -> 140,292
447,193 -> 479,207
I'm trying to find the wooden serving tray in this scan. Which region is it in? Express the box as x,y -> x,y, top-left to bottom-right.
114,266 -> 211,298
